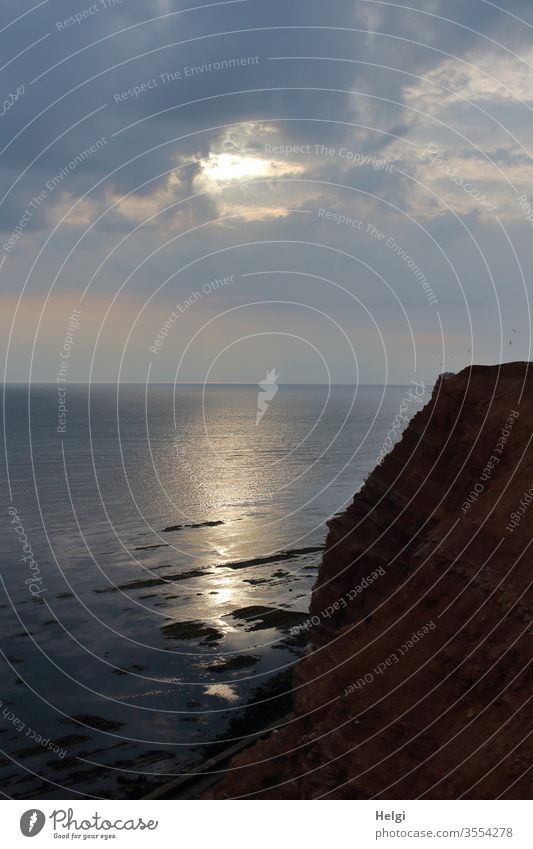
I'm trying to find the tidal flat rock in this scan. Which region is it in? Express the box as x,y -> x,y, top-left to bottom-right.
63,715 -> 124,733
94,568 -> 207,594
161,520 -> 224,533
161,620 -> 224,642
218,546 -> 323,571
207,655 -> 260,673
54,735 -> 91,747
112,664 -> 148,676
228,606 -> 310,632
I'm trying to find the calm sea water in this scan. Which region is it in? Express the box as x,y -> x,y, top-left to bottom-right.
0,383 -> 424,798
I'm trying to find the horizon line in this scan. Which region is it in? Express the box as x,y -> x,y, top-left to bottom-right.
2,381 -> 429,387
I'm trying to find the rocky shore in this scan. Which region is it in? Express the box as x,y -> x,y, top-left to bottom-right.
205,363 -> 532,799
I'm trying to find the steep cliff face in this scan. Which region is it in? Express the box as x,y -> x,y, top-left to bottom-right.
208,363 -> 532,799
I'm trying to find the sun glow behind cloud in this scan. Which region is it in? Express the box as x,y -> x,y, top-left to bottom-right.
199,151 -> 304,189
196,150 -> 307,220
201,153 -> 273,184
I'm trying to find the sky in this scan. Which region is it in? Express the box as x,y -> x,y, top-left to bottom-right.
1,0 -> 533,384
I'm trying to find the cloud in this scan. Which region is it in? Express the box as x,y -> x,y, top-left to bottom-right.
2,0 -> 533,380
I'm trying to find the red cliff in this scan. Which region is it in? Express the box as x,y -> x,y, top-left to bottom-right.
208,363 -> 532,799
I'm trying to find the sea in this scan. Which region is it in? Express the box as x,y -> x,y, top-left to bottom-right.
0,383 -> 426,798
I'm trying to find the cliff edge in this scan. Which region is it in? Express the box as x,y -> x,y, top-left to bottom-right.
208,363 -> 532,799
